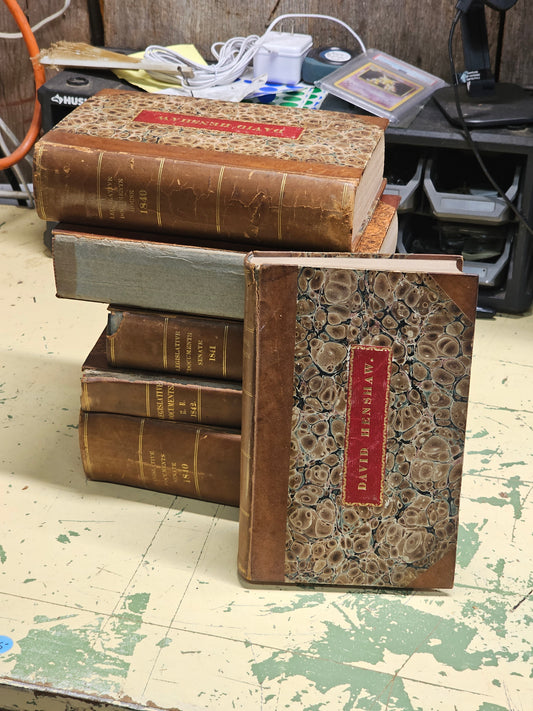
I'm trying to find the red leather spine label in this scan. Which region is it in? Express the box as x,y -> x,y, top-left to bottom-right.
134,110 -> 304,139
343,345 -> 391,506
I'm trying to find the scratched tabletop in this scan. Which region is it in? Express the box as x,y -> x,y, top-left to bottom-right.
1,204 -> 531,711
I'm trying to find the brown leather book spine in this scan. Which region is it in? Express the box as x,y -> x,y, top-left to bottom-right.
106,308 -> 244,381
81,374 -> 242,429
34,134 -> 360,250
238,258 -> 298,583
79,411 -> 240,506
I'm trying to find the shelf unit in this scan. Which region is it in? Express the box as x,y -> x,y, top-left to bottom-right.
386,100 -> 533,315
323,94 -> 533,314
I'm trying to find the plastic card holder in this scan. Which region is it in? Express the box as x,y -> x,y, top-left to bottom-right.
317,49 -> 447,127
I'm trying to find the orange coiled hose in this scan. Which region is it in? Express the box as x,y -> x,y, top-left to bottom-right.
0,0 -> 46,170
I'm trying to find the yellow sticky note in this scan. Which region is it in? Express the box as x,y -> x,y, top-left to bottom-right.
113,44 -> 206,92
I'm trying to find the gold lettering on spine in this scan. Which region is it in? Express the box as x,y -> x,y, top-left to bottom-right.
193,428 -> 201,497
145,383 -> 151,418
96,152 -> 104,219
81,412 -> 92,474
138,418 -> 147,485
222,324 -> 229,378
167,384 -> 175,419
156,158 -> 165,227
341,182 -> 350,211
216,166 -> 225,234
81,381 -> 89,410
197,387 -> 202,422
278,173 -> 287,241
34,143 -> 47,219
163,317 -> 169,370
108,336 -> 115,365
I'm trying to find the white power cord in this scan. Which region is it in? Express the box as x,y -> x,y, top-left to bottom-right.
144,13 -> 366,89
146,34 -> 261,88
0,0 -> 71,39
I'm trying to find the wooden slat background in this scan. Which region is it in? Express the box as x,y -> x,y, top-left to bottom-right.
0,0 -> 531,178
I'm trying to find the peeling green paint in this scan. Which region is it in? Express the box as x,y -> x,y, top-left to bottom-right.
471,428 -> 489,439
253,649 -> 416,711
251,593 -> 523,709
5,593 -> 149,696
56,534 -> 70,544
472,476 -> 526,521
0,545 -> 6,564
156,637 -> 172,648
126,592 -> 149,614
457,520 -> 487,568
265,593 -> 326,614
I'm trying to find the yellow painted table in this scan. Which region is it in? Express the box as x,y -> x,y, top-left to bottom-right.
0,205 -> 531,711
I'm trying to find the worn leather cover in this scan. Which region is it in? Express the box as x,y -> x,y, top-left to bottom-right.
106,306 -> 243,381
239,253 -> 478,588
34,89 -> 387,250
79,411 -> 240,507
82,331 -> 242,429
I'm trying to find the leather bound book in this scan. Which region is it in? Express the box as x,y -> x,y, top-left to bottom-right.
79,411 -> 240,507
239,252 -> 478,589
106,306 -> 243,381
50,205 -> 399,319
34,89 -> 387,250
51,225 -> 249,320
82,330 -> 242,429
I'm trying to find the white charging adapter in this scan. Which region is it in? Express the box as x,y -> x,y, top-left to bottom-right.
253,31 -> 313,85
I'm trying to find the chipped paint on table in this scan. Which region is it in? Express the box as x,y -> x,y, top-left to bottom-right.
0,205 -> 531,711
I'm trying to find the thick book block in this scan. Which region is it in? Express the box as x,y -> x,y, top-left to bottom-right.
34,89 -> 387,250
239,252 -> 478,589
50,200 -> 399,320
106,306 -> 243,381
52,227 -> 248,319
79,411 -> 240,506
82,330 -> 242,428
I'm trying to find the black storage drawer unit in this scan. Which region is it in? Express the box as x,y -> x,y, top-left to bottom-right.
323,94 -> 533,314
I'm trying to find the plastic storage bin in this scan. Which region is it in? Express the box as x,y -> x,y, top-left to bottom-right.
384,145 -> 424,212
423,154 -> 521,224
397,214 -> 514,288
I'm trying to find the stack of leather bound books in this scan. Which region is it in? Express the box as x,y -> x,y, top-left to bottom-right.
35,89 -> 395,505
32,90 -> 480,589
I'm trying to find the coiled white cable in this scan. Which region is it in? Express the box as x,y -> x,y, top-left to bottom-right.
0,0 -> 71,39
145,34 -> 261,88
144,13 -> 366,89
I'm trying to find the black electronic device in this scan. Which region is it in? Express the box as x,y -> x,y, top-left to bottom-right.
37,68 -> 139,134
433,0 -> 533,128
37,68 -> 140,249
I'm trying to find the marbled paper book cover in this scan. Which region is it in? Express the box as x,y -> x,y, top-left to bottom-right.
238,252 -> 478,589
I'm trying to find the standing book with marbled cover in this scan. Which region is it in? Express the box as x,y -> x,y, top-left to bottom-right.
239,252 -> 478,589
34,89 -> 387,250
